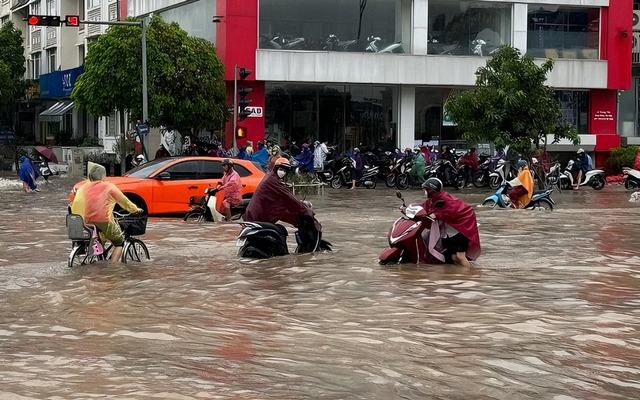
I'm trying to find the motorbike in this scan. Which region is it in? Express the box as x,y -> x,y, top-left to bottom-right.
365,36 -> 404,53
481,183 -> 555,211
385,157 -> 410,188
183,187 -> 250,223
315,159 -> 336,182
559,159 -> 605,190
544,162 -> 563,193
420,159 -> 465,190
237,213 -> 332,259
330,158 -> 378,189
324,34 -> 358,51
622,167 -> 640,190
260,34 -> 305,50
488,159 -> 518,190
379,191 -> 449,265
472,153 -> 492,188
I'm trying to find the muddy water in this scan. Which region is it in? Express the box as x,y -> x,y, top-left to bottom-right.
0,176 -> 639,399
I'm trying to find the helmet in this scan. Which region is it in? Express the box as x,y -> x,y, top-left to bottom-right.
221,158 -> 233,166
413,147 -> 420,152
136,155 -> 145,160
404,147 -> 411,153
577,148 -> 585,154
517,159 -> 528,168
353,147 -> 360,153
421,178 -> 443,192
314,140 -> 320,147
274,157 -> 291,170
302,143 -> 309,149
531,157 -> 538,164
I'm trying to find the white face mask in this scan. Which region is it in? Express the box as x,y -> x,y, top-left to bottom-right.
277,170 -> 287,179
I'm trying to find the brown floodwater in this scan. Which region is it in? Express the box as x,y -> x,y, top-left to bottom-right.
0,175 -> 639,399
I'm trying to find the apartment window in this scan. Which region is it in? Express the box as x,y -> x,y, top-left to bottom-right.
1,16 -> 8,27
47,48 -> 56,73
88,0 -> 101,9
78,45 -> 85,66
556,91 -> 589,134
46,0 -> 56,15
527,6 -> 600,59
32,53 -> 41,79
30,0 -> 41,14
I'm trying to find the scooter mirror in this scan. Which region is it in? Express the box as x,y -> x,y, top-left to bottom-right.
396,191 -> 402,199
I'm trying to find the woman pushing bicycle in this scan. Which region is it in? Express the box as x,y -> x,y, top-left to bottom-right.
71,162 -> 143,263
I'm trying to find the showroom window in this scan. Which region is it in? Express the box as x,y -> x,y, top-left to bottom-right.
265,83 -> 398,151
428,1 -> 512,56
528,6 -> 599,59
259,0 -> 410,53
556,91 -> 589,134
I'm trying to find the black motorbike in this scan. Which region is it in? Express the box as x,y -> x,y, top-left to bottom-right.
237,214 -> 332,259
315,159 -> 336,182
424,159 -> 465,189
330,158 -> 378,189
472,153 -> 492,188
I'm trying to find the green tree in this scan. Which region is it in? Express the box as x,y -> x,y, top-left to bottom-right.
147,17 -> 227,134
444,46 -> 579,156
0,21 -> 27,115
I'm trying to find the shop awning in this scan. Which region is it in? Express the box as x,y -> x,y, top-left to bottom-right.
38,100 -> 74,122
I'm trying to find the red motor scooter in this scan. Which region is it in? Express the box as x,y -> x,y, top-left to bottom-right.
379,191 -> 447,265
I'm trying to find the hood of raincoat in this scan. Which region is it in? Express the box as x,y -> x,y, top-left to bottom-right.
87,161 -> 107,182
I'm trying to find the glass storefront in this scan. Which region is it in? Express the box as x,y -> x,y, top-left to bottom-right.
415,88 -> 468,148
259,0 -> 411,53
527,6 -> 599,59
556,90 -> 589,134
264,84 -> 398,151
428,1 -> 512,56
618,81 -> 638,137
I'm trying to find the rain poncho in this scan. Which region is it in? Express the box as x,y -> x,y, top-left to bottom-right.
295,148 -> 315,173
251,148 -> 269,169
18,156 -> 40,190
236,147 -> 250,160
71,162 -> 138,224
314,143 -> 329,170
410,152 -> 426,181
267,146 -> 281,171
508,166 -> 534,209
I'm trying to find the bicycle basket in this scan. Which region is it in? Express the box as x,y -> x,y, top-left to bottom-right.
119,215 -> 148,236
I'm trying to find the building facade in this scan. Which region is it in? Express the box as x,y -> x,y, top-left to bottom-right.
1,0 -> 127,146
135,1 -> 632,164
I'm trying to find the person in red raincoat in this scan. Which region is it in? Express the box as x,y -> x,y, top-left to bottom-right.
244,158 -> 321,231
634,147 -> 640,171
421,178 -> 481,267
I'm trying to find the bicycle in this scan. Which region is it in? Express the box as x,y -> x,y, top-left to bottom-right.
66,211 -> 150,267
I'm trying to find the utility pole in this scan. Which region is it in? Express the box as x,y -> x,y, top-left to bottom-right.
233,64 -> 238,153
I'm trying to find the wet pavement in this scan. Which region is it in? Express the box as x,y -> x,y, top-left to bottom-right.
0,175 -> 639,399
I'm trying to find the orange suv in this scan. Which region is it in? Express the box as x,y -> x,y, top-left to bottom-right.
69,156 -> 265,215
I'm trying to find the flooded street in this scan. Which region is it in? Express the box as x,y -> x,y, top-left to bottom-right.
0,175 -> 639,399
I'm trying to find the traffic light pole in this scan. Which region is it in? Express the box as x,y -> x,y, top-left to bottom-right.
232,64 -> 238,153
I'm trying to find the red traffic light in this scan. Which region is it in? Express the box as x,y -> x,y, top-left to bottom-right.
26,15 -> 61,27
236,126 -> 247,139
65,15 -> 80,27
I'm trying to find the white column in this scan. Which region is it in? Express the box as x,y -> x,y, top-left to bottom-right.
398,85 -> 416,151
512,3 -> 528,54
413,0 -> 428,55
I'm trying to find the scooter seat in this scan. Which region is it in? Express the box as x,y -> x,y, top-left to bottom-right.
532,190 -> 548,196
254,222 -> 288,237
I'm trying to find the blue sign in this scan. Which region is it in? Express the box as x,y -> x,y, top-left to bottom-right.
137,124 -> 149,136
39,66 -> 84,99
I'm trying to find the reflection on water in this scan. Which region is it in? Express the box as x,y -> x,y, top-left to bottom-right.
0,179 -> 639,398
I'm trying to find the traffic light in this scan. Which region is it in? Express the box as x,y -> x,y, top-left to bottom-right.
238,87 -> 253,121
26,15 -> 61,27
237,66 -> 253,122
65,15 -> 80,27
236,126 -> 247,139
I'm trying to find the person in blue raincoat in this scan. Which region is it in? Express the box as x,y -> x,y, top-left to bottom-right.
18,156 -> 40,193
250,142 -> 269,170
294,143 -> 315,173
236,146 -> 250,160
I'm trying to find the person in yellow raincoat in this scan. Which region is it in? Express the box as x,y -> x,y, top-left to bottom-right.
508,159 -> 534,209
71,162 -> 143,262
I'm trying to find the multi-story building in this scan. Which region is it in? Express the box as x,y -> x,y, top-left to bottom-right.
139,1 -> 632,165
621,0 -> 640,145
1,0 -> 127,145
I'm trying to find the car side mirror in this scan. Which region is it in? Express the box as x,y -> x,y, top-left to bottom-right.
155,171 -> 170,180
434,200 -> 445,208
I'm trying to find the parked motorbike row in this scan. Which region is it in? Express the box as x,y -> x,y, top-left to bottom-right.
260,33 -> 404,53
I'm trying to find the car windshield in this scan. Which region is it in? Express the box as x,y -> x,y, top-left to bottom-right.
125,158 -> 176,178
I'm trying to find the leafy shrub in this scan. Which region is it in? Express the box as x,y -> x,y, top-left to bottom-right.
605,146 -> 638,175
80,136 -> 100,147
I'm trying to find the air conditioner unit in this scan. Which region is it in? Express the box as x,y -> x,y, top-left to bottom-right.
633,10 -> 640,30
